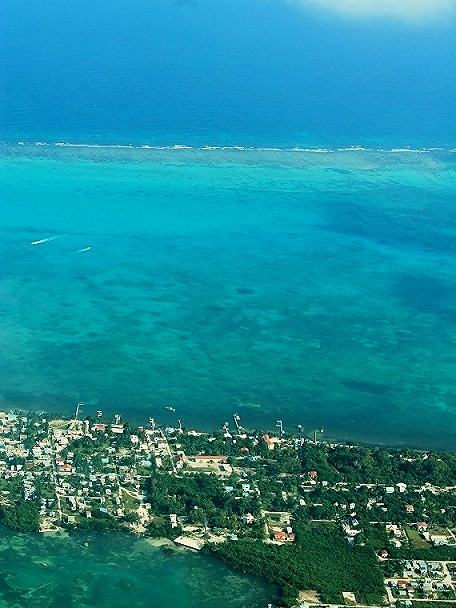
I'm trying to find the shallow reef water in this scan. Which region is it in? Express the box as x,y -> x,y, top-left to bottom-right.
0,528 -> 276,608
1,144 -> 456,449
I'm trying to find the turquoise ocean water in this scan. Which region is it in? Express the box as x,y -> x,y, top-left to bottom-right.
0,527 -> 276,607
2,143 -> 456,451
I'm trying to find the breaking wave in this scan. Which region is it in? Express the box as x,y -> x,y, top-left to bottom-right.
10,141 -> 456,153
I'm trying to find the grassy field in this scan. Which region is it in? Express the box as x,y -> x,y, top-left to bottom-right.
121,491 -> 140,512
405,526 -> 431,550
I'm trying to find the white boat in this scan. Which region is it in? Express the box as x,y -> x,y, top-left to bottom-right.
30,235 -> 63,245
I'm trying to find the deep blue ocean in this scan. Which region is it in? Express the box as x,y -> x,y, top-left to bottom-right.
2,0 -> 456,147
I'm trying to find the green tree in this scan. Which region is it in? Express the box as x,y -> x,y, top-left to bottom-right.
0,499 -> 40,532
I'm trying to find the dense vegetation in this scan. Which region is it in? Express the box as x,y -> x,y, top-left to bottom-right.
0,499 -> 40,532
210,523 -> 385,606
145,471 -> 264,537
299,441 -> 456,486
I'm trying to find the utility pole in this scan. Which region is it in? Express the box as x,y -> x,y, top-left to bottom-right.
313,427 -> 323,443
276,419 -> 283,437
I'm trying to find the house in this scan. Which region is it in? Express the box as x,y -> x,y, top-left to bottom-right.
417,561 -> 427,573
273,530 -> 295,542
213,527 -> 226,535
430,534 -> 448,546
416,522 -> 428,531
262,434 -> 274,450
386,524 -> 402,537
58,463 -> 72,473
194,455 -> 228,464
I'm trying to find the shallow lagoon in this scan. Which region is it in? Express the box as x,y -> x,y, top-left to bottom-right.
1,144 -> 456,449
0,527 -> 276,608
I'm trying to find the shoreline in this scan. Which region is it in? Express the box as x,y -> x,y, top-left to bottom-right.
2,409 -> 456,608
0,403 -> 451,453
143,537 -> 176,549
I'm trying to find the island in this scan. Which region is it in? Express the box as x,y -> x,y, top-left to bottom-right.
0,408 -> 456,608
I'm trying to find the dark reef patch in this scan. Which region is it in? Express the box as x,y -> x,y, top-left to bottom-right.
236,288 -> 254,295
392,272 -> 456,322
341,379 -> 392,395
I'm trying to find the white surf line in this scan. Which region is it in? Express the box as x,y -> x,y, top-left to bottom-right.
30,235 -> 65,246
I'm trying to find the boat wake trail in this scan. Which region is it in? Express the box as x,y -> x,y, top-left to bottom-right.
30,235 -> 65,246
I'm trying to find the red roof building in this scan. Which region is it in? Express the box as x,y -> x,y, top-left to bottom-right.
262,434 -> 274,450
273,531 -> 295,542
194,455 -> 228,463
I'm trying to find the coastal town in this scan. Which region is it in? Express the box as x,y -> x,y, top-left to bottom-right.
1,407 -> 456,608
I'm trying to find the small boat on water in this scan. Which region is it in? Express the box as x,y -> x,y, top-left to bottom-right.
40,562 -> 48,567
30,235 -> 64,246
164,406 -> 176,412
